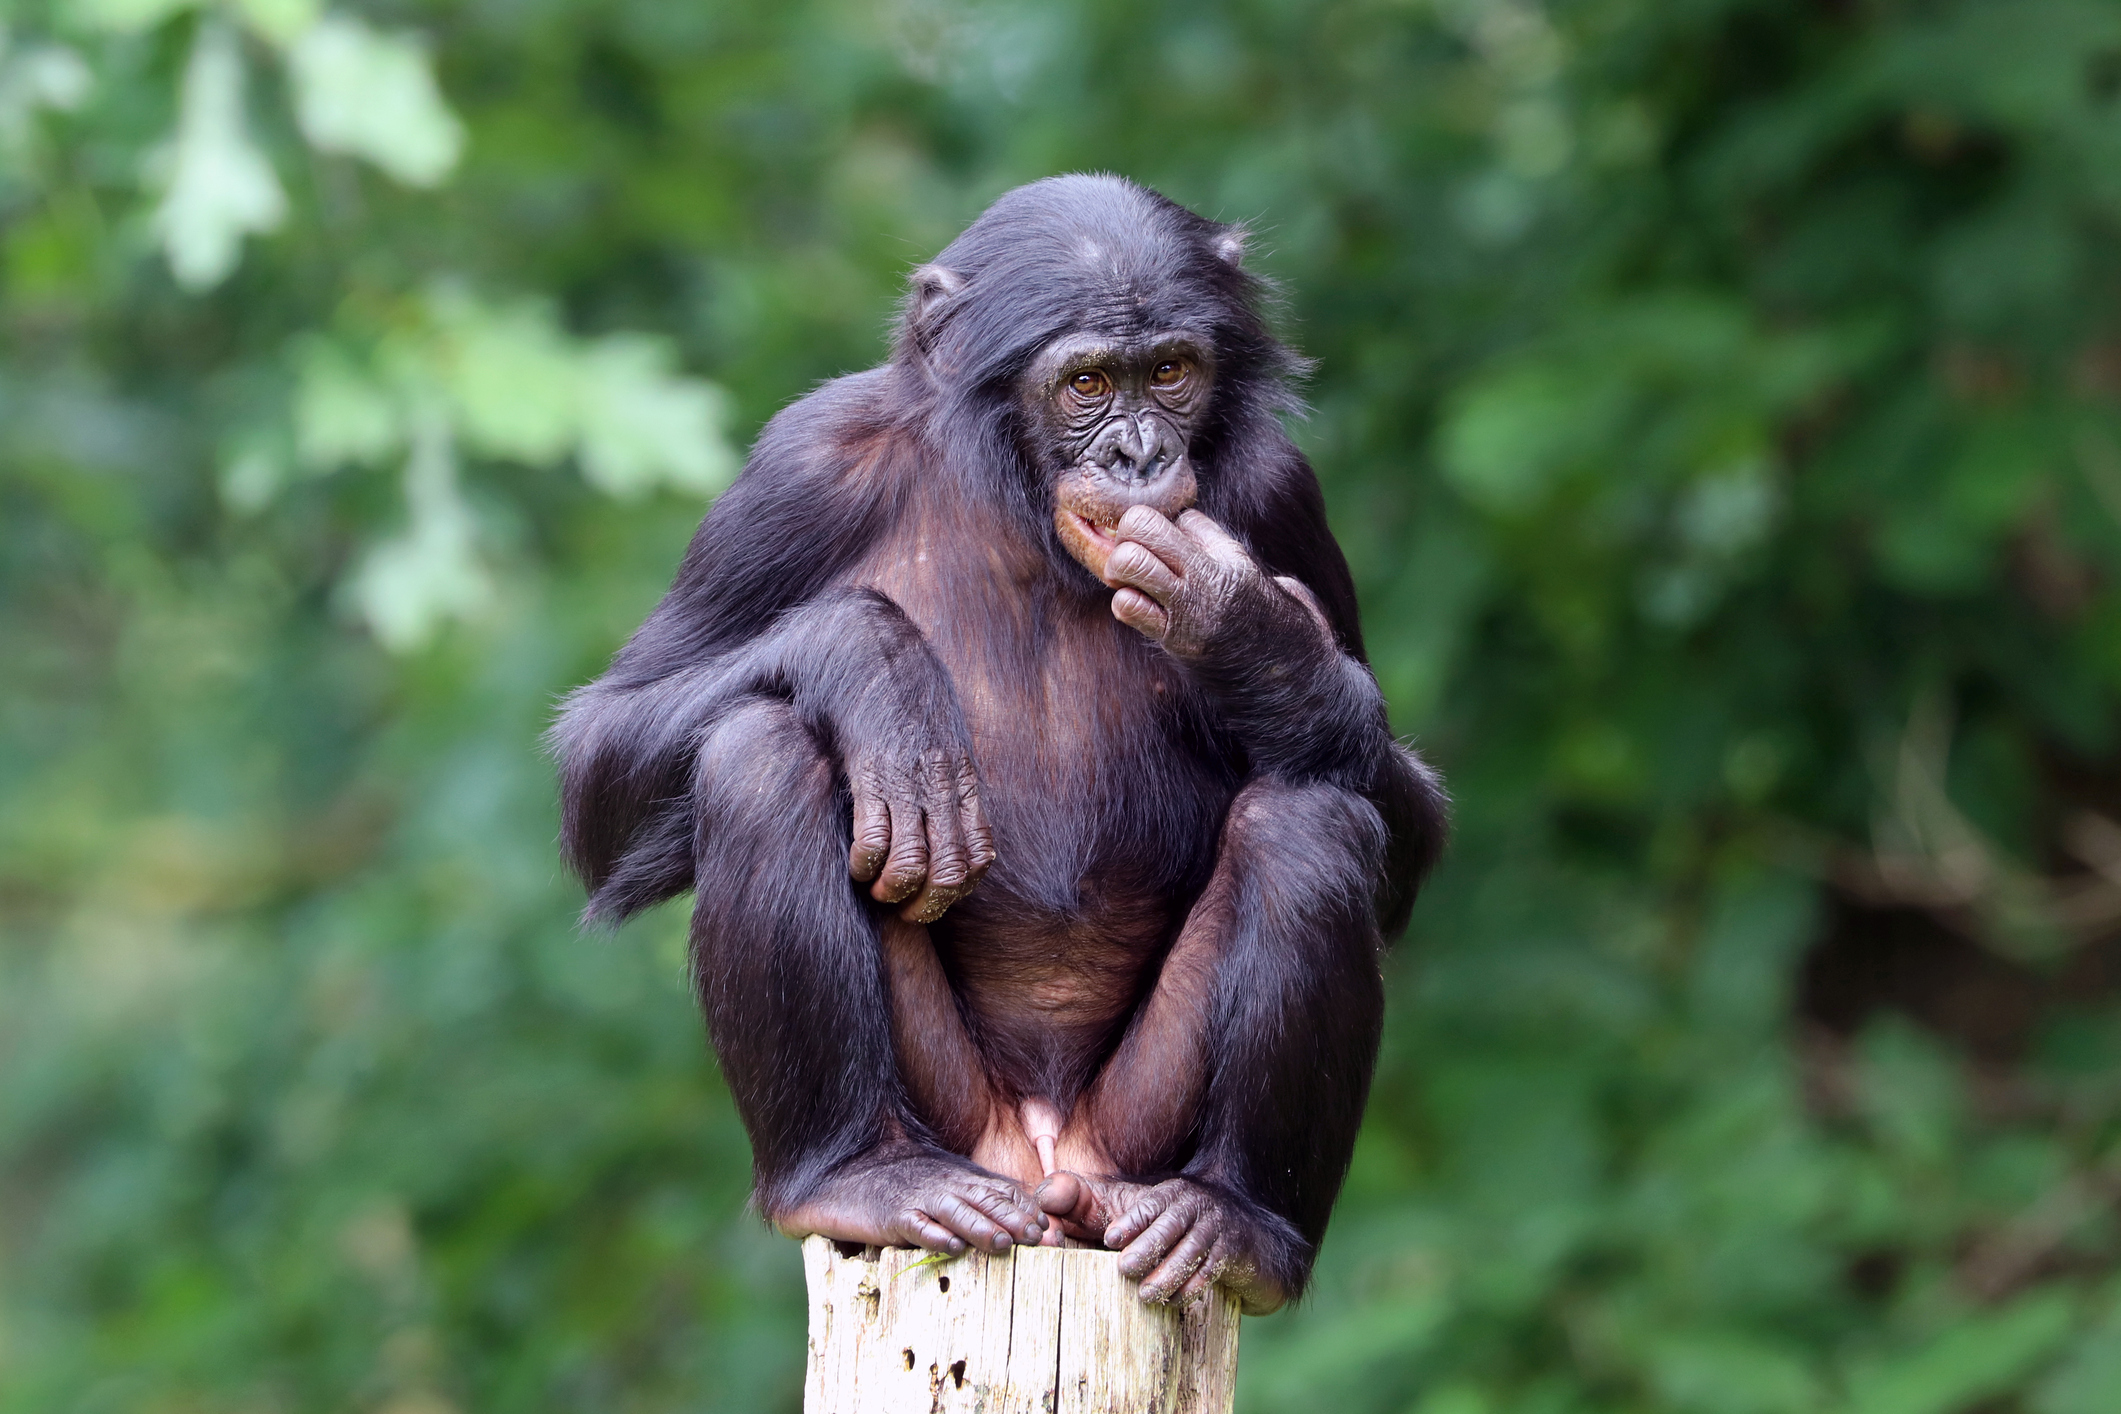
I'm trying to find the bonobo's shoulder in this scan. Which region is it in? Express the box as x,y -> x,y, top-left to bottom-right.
745,366 -> 909,479
618,369 -> 909,671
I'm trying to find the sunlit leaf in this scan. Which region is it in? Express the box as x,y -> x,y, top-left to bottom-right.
231,0 -> 320,46
289,14 -> 463,187
65,0 -> 195,33
294,340 -> 403,471
146,20 -> 286,291
577,335 -> 737,500
346,412 -> 490,650
432,295 -> 581,465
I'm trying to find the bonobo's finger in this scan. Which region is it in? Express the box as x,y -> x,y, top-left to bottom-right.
900,879 -> 966,923
921,754 -> 972,886
1136,1212 -> 1221,1304
1100,540 -> 1182,604
901,823 -> 969,922
926,1191 -> 1010,1253
899,755 -> 971,921
1113,505 -> 1197,575
1110,587 -> 1170,641
1175,509 -> 1254,568
848,776 -> 891,882
1179,1231 -> 1237,1304
958,762 -> 997,884
871,799 -> 928,904
966,1184 -> 1047,1244
1115,1199 -> 1196,1280
898,1209 -> 967,1254
1105,1182 -> 1177,1250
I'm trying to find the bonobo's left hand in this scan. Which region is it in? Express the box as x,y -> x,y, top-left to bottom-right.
1099,507 -> 1333,666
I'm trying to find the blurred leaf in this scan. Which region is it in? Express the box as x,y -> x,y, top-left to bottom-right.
2033,1303 -> 2121,1414
578,335 -> 737,499
345,411 -> 489,649
294,339 -> 403,471
432,295 -> 581,465
288,14 -> 462,187
1644,1329 -> 1819,1414
1845,1291 -> 2078,1414
146,20 -> 285,291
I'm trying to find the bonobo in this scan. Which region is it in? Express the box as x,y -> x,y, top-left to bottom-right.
553,175 -> 1446,1313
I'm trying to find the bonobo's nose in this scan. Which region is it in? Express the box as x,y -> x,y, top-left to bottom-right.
1109,447 -> 1164,483
1097,415 -> 1176,485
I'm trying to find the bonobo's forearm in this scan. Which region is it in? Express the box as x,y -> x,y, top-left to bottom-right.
554,587 -> 988,924
1097,506 -> 1394,791
563,590 -> 961,801
746,588 -> 972,755
1187,597 -> 1394,792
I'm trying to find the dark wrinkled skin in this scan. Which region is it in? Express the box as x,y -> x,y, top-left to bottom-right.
551,175 -> 1447,1315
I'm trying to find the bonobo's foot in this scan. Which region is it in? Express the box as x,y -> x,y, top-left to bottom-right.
1035,1172 -> 1292,1313
773,1153 -> 1046,1256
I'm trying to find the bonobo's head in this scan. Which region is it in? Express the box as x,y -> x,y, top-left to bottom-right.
896,174 -> 1300,582
1028,328 -> 1208,579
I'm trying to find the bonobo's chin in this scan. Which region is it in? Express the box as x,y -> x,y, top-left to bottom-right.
1053,462 -> 1198,580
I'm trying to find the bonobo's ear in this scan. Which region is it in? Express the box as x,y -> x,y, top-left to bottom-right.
1212,229 -> 1248,268
909,263 -> 966,331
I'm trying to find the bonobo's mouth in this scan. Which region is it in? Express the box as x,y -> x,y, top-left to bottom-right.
1055,506 -> 1121,580
1052,460 -> 1197,581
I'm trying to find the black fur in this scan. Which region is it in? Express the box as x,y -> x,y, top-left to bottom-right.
552,174 -> 1447,1299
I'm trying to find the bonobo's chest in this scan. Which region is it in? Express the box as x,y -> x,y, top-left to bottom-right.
849,505 -> 1234,926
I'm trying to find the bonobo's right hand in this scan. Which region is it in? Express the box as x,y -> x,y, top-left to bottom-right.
847,733 -> 995,923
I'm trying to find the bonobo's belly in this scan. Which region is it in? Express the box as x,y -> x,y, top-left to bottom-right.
929,699 -> 1232,1100
855,543 -> 1237,1095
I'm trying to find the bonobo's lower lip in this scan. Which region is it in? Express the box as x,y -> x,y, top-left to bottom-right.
1055,506 -> 1123,579
1063,509 -> 1118,552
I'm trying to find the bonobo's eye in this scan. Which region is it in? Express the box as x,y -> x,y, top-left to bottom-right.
1151,359 -> 1189,388
1070,369 -> 1111,399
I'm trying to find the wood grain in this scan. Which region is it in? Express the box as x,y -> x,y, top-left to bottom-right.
801,1236 -> 1239,1413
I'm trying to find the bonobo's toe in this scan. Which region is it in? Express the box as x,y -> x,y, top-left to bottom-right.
1033,1169 -> 1109,1243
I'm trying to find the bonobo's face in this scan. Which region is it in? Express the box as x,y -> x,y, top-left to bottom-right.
1024,331 -> 1213,580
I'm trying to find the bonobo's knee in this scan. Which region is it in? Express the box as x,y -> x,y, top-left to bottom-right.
693,699 -> 835,825
1223,779 -> 1388,924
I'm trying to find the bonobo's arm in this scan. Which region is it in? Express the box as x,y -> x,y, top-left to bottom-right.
552,371 -> 991,926
1100,500 -> 1445,930
556,589 -> 993,925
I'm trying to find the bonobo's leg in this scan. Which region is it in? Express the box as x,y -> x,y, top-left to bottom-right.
1039,778 -> 1388,1312
688,698 -> 1045,1255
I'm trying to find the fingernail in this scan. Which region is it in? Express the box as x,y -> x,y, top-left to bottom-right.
993,1235 -> 1011,1252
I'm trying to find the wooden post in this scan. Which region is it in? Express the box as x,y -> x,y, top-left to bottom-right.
801,1235 -> 1240,1414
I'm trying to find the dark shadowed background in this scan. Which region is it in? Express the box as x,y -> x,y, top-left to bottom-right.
6,1 -> 2121,1410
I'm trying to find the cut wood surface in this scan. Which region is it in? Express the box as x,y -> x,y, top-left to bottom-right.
801,1235 -> 1240,1414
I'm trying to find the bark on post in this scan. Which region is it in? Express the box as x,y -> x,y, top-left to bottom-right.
801,1234 -> 1241,1414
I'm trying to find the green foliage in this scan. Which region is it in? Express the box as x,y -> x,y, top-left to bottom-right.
7,1 -> 2121,1411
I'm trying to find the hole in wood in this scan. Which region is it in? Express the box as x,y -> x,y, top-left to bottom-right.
831,1240 -> 865,1260
902,1348 -> 915,1371
950,1359 -> 966,1389
937,1275 -> 950,1292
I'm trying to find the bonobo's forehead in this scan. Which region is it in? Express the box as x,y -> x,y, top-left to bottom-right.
917,174 -> 1255,376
